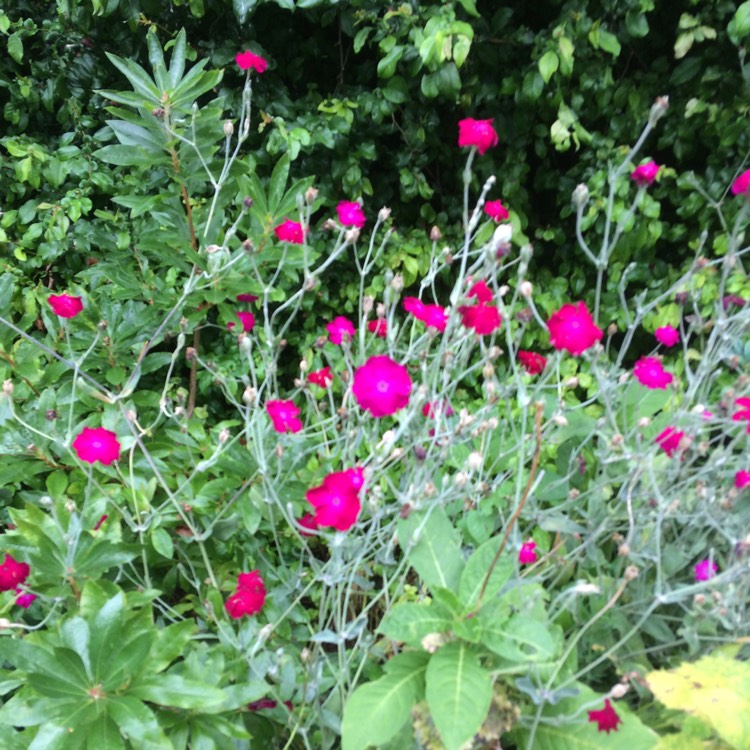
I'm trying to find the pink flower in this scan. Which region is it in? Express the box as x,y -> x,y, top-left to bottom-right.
484,199 -> 509,222
274,218 -> 307,244
422,401 -> 454,419
237,293 -> 258,303
547,302 -> 603,355
588,699 -> 622,734
655,426 -> 685,457
631,160 -> 660,186
734,471 -> 750,489
14,590 -> 36,609
518,541 -> 538,565
0,554 -> 30,592
337,201 -> 366,228
225,569 -> 266,618
306,468 -> 364,531
731,169 -> 750,196
633,356 -> 673,389
353,355 -> 412,417
654,325 -> 679,347
458,303 -> 502,335
266,400 -> 303,434
48,294 -> 83,319
403,298 -> 448,332
458,118 -> 499,155
694,559 -> 718,582
367,318 -> 388,338
72,427 -> 121,465
236,311 -> 255,332
467,280 -> 493,303
327,316 -> 355,345
518,351 -> 547,375
235,50 -> 268,73
298,513 -> 320,536
723,294 -> 746,310
308,367 -> 333,388
732,397 -> 750,423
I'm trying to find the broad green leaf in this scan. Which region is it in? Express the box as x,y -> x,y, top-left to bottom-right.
425,643 -> 492,750
342,651 -> 428,750
377,602 -> 452,646
61,618 -> 92,679
480,616 -> 557,663
104,631 -> 156,691
0,640 -> 86,693
108,696 -> 172,750
89,593 -> 124,682
8,33 -> 23,64
457,0 -> 480,17
93,145 -> 167,168
458,537 -> 514,608
398,507 -> 464,592
168,29 -> 187,88
86,716 -> 126,749
129,674 -> 226,709
150,527 -> 174,559
539,50 -> 559,83
107,121 -> 164,152
728,1 -> 750,44
149,620 -> 196,673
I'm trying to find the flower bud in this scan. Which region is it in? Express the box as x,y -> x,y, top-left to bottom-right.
607,323 -> 618,336
242,386 -> 257,405
467,452 -> 483,470
519,281 -> 533,298
482,363 -> 495,379
430,226 -> 442,242
219,428 -> 230,444
242,196 -> 254,210
223,120 -> 234,137
305,186 -> 319,205
649,95 -> 669,126
362,295 -> 374,314
378,206 -> 391,222
572,183 -> 590,210
453,471 -> 469,488
299,359 -> 308,372
390,274 -> 404,292
610,684 -> 629,699
0,618 -> 11,629
345,228 -> 360,244
624,565 -> 639,581
553,414 -> 568,426
2,380 -> 13,396
205,244 -> 221,254
65,499 -> 77,513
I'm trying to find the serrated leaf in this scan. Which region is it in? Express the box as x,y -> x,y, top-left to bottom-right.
425,643 -> 492,750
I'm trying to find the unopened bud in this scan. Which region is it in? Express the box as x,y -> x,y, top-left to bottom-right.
607,323 -> 618,336
218,428 -> 230,444
223,120 -> 234,137
430,226 -> 442,242
610,434 -> 624,448
305,186 -> 319,205
624,565 -> 639,581
482,363 -> 495,379
303,276 -> 316,292
65,499 -> 77,513
467,452 -> 483,470
564,376 -> 579,388
572,183 -> 590,210
610,684 -> 629,699
649,95 -> 669,126
243,196 -> 254,210
345,228 -> 360,244
454,471 -> 469,488
205,244 -> 221,254
553,414 -> 568,426
242,386 -> 257,405
694,593 -> 705,605
618,543 -> 630,557
637,417 -> 650,428
2,380 -> 12,396
488,346 -> 502,360
378,206 -> 391,222
299,359 -> 308,372
0,619 -> 11,629
362,295 -> 374,314
519,281 -> 533,298
275,444 -> 284,458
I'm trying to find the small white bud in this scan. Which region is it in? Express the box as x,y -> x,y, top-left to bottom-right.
519,281 -> 533,298
467,452 -> 483,470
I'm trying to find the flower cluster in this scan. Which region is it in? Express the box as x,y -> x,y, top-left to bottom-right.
225,570 -> 267,618
0,554 -> 35,609
403,297 -> 448,332
306,468 -> 364,531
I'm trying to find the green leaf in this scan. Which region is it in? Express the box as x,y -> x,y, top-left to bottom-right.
377,602 -> 452,646
150,527 -> 174,559
268,152 -> 291,213
104,631 -> 155,691
169,29 -> 187,88
479,616 -> 557,663
108,696 -> 172,750
61,619 -> 92,679
89,592 -> 124,683
457,0 -> 480,17
598,30 -> 621,57
342,651 -> 428,750
8,33 -> 23,64
425,643 -> 492,750
87,716 -> 126,749
539,50 -> 559,84
129,674 -> 226,709
458,537 -> 514,608
729,1 -> 750,44
378,45 -> 404,79
105,53 -> 160,101
398,507 -> 464,592
146,28 -> 169,93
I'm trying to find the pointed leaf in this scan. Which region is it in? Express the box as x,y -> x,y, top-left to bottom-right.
89,593 -> 124,683
377,602 -> 452,646
459,537 -> 514,608
105,53 -> 160,101
268,152 -> 291,214
169,29 -> 187,88
61,618 -> 92,679
104,631 -> 156,691
108,696 -> 171,750
146,28 -> 169,93
129,674 -> 226,709
480,616 -> 557,663
86,716 -> 126,749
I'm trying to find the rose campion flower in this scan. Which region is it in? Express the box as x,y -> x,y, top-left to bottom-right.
274,219 -> 307,244
588,699 -> 622,734
631,160 -> 660,186
723,294 -> 746,310
654,325 -> 679,347
633,356 -> 673,389
306,467 -> 364,531
655,426 -> 685,457
483,199 -> 509,222
694,559 -> 718,582
353,355 -> 412,417
235,311 -> 255,332
48,294 -> 83,319
336,201 -> 366,228
518,351 -> 547,375
518,541 -> 538,565
72,427 -> 121,465
734,471 -> 750,489
731,169 -> 750,196
458,303 -> 502,335
547,302 -> 603,355
237,293 -> 258,303
308,367 -> 333,388
467,280 -> 493,303
403,298 -> 448,332
732,397 -> 750,423
0,554 -> 30,592
266,400 -> 303,434
458,118 -> 499,155
225,569 -> 266,618
367,318 -> 388,338
298,512 -> 320,537
235,50 -> 268,73
327,316 -> 355,345
14,590 -> 36,609
422,401 -> 454,419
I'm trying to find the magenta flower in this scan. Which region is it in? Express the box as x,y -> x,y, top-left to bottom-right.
723,294 -> 746,310
306,467 -> 364,531
327,316 -> 355,345
274,218 -> 307,244
518,541 -> 538,565
353,355 -> 412,418
72,427 -> 121,465
336,201 -> 366,228
237,293 -> 258,303
547,302 -> 603,356
633,357 -> 673,389
654,325 -> 679,347
458,303 -> 502,335
308,366 -> 333,388
458,118 -> 499,155
631,160 -> 660,186
422,401 -> 454,419
518,351 -> 547,375
732,397 -> 750,423
14,590 -> 36,609
655,426 -> 685,457
484,199 -> 509,222
0,554 -> 30,592
266,400 -> 303,434
298,512 -> 320,536
235,50 -> 268,73
403,297 -> 448,332
588,699 -> 622,734
367,318 -> 388,338
734,471 -> 750,489
731,169 -> 750,196
235,311 -> 255,332
467,280 -> 494,303
48,294 -> 83,319
694,559 -> 718,582
225,569 -> 266,619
